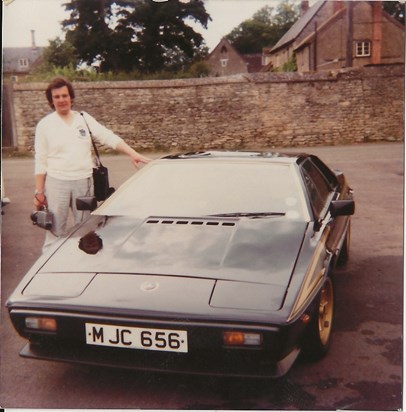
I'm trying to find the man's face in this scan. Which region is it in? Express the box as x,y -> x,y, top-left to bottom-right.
51,85 -> 72,116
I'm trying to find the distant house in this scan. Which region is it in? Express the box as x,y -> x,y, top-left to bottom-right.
263,0 -> 404,73
3,30 -> 43,80
207,38 -> 265,76
207,38 -> 248,76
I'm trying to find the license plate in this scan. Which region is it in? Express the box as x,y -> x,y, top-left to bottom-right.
85,323 -> 188,353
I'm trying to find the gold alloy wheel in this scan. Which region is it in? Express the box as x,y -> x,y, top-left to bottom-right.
318,277 -> 334,346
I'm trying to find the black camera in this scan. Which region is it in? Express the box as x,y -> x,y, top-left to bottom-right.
30,206 -> 53,230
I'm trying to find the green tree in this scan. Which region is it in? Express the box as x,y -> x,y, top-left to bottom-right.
118,0 -> 210,73
226,0 -> 299,55
62,0 -> 130,72
187,60 -> 210,78
272,0 -> 300,39
37,37 -> 79,71
281,54 -> 297,72
62,0 -> 210,73
382,1 -> 405,25
226,6 -> 276,54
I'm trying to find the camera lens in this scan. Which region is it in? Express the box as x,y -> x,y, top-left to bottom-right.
30,211 -> 38,224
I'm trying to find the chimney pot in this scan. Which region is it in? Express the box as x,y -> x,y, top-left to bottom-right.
300,0 -> 309,16
31,29 -> 37,49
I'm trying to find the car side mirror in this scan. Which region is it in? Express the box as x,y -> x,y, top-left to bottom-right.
76,196 -> 97,211
330,200 -> 355,217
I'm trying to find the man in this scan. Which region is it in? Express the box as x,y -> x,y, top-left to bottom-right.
34,76 -> 151,251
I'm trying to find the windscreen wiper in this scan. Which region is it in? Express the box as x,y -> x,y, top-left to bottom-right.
209,212 -> 286,218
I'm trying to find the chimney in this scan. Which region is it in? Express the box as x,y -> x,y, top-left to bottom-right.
31,29 -> 37,49
300,1 -> 309,16
372,1 -> 382,64
345,1 -> 354,67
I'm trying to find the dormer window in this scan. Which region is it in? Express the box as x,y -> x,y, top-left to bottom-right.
355,41 -> 371,57
18,58 -> 29,69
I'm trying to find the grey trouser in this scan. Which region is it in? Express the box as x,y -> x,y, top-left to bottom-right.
43,175 -> 93,252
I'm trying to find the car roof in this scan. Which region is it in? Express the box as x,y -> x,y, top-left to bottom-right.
162,150 -> 311,163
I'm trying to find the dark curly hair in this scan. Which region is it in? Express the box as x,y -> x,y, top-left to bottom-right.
45,77 -> 75,109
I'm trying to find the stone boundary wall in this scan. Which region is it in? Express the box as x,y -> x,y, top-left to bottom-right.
11,64 -> 404,153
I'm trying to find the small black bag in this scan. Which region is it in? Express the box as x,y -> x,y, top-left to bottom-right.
81,112 -> 113,201
93,164 -> 110,201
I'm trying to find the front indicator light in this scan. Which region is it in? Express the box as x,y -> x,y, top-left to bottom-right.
25,317 -> 57,332
301,314 -> 311,324
223,331 -> 262,346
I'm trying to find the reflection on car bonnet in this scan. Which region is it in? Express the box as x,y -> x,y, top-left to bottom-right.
79,231 -> 103,255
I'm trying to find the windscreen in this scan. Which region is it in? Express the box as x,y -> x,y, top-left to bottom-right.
95,160 -> 306,219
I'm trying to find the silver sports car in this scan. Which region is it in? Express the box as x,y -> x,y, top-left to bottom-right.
7,151 -> 354,378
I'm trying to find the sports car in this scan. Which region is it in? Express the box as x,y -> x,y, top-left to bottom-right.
7,151 -> 354,378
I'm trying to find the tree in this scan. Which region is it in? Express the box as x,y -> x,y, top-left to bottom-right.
62,0 -> 211,73
382,1 -> 405,25
226,0 -> 299,55
62,0 -> 131,72
114,0 -> 210,73
37,37 -> 79,71
272,0 -> 300,40
227,6 -> 277,54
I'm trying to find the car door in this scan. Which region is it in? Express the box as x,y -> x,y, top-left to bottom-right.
300,157 -> 349,259
301,158 -> 335,227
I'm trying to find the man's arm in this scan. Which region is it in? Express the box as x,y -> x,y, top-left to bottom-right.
116,141 -> 152,167
34,174 -> 47,210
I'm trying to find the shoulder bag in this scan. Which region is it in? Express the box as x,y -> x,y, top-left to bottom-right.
80,112 -> 112,201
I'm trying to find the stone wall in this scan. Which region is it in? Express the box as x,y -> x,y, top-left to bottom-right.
11,64 -> 404,153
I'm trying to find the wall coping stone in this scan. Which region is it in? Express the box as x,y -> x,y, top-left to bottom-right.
13,63 -> 404,92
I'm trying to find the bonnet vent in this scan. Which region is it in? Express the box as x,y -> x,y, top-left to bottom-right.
146,217 -> 236,227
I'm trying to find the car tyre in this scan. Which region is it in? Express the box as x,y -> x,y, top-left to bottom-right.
302,276 -> 335,361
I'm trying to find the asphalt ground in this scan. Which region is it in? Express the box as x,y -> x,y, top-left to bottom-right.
1,142 -> 403,410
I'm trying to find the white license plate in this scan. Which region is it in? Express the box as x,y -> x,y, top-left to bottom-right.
85,323 -> 188,353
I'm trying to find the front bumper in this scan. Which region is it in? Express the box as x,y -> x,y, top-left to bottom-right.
10,309 -> 305,378
20,340 -> 301,378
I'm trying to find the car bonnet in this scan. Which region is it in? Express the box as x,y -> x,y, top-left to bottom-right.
39,215 -> 307,286
14,216 -> 309,315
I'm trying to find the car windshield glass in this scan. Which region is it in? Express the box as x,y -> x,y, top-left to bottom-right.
95,161 -> 306,219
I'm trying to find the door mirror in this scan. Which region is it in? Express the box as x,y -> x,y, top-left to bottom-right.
76,196 -> 97,211
330,200 -> 355,217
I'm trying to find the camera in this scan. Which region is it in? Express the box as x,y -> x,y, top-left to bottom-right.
30,206 -> 53,230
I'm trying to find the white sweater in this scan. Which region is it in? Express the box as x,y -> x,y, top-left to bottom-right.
35,111 -> 123,180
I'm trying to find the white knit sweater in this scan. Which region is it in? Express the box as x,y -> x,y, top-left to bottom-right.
35,111 -> 123,180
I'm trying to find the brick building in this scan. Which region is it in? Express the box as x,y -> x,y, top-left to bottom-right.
206,38 -> 249,76
3,30 -> 43,81
263,0 -> 404,73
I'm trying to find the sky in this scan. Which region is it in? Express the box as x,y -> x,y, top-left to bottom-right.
2,0 -> 297,52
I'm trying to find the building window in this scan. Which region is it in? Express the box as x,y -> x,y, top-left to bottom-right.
18,58 -> 29,68
355,41 -> 371,57
220,45 -> 228,67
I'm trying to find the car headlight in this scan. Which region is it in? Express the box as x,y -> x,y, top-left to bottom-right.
25,316 -> 57,332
